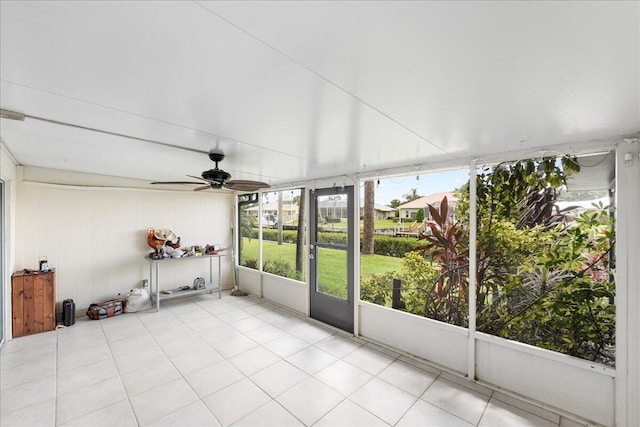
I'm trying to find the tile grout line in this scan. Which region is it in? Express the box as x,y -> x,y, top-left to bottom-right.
410,370 -> 475,425
174,296 -> 298,425
195,296 -> 341,426
337,397 -> 393,427
188,297 -> 302,425
54,330 -> 59,426
236,374 -> 308,426
474,389 -> 494,426
99,317 -> 142,427
136,304 -> 224,426
276,337 -> 394,425
4,294 -> 589,427
344,353 -> 409,426
104,298 -> 284,425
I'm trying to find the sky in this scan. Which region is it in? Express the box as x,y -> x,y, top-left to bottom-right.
363,168 -> 470,206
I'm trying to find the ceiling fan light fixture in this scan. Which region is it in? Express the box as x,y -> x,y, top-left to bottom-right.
202,168 -> 231,183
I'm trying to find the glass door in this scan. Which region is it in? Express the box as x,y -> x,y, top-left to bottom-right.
309,186 -> 354,333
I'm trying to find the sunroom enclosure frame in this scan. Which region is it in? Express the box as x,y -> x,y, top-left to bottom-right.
236,140 -> 639,427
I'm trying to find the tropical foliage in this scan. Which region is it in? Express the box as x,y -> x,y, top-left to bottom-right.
360,252 -> 440,315
360,156 -> 616,366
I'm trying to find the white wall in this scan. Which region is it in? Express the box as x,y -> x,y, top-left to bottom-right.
237,267 -> 262,297
1,143 -> 18,345
237,267 -> 308,315
358,300 -> 616,426
358,301 -> 468,373
262,273 -> 307,314
476,333 -> 615,426
15,181 -> 234,317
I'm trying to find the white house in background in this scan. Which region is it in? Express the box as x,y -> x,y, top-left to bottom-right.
318,198 -> 395,221
397,192 -> 457,221
246,199 -> 298,225
371,204 -> 395,220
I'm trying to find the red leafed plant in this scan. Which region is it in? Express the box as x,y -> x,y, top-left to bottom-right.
416,196 -> 469,326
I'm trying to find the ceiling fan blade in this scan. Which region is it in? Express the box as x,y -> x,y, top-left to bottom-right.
151,181 -> 203,185
224,180 -> 271,192
186,174 -> 211,183
153,152 -> 270,192
228,179 -> 271,188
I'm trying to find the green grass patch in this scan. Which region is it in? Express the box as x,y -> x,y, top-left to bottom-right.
239,238 -> 403,296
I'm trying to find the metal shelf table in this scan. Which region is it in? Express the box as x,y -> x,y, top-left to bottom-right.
145,254 -> 224,311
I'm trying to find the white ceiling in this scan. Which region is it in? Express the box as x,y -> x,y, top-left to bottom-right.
1,1 -> 638,189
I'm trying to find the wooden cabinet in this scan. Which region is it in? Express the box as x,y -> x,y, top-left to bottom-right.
12,270 -> 56,337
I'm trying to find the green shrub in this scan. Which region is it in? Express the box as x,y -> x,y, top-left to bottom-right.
263,259 -> 303,281
399,252 -> 447,320
360,272 -> 396,306
251,227 -> 418,258
241,258 -> 258,270
359,252 -> 440,317
253,228 -> 298,243
370,236 -> 420,257
316,232 -> 419,256
321,231 -> 348,244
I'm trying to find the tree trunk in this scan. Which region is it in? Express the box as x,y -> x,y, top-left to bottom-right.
363,180 -> 375,254
277,191 -> 283,245
295,191 -> 306,274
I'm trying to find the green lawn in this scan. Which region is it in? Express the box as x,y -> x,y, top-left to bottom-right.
240,238 -> 402,297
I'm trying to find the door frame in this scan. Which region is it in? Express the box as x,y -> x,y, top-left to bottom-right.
309,185 -> 355,333
0,179 -> 5,346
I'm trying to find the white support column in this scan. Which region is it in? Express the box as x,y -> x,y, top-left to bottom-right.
468,161 -> 478,379
258,193 -> 264,297
304,186 -> 311,317
353,177 -> 361,337
615,139 -> 640,427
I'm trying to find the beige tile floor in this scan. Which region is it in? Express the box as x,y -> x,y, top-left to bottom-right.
1,292 -> 589,426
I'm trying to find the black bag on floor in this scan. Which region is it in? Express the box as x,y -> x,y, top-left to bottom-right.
62,299 -> 75,326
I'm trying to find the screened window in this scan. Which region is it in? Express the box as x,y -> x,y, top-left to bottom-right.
260,189 -> 305,281
237,193 -> 259,270
359,168 -> 470,327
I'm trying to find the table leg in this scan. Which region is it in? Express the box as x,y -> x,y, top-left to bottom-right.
155,262 -> 160,311
209,256 -> 213,296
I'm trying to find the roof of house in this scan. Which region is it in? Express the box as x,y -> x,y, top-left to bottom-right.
374,205 -> 396,212
397,192 -> 457,209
